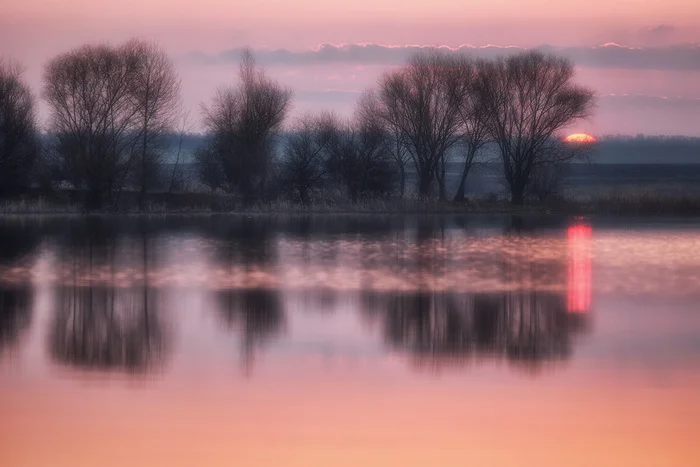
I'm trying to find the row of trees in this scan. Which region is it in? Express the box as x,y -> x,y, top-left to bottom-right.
43,40 -> 182,209
1,41 -> 183,209
0,59 -> 40,197
0,40 -> 594,208
199,50 -> 594,205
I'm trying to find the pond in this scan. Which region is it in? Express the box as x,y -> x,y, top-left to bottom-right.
1,215 -> 698,466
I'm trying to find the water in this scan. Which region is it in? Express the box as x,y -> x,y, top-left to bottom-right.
1,215 -> 699,466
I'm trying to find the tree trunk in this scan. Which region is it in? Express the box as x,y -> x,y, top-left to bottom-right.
399,164 -> 406,198
453,162 -> 471,202
510,182 -> 526,205
437,155 -> 447,201
299,186 -> 308,207
138,186 -> 146,212
418,170 -> 432,197
86,186 -> 102,211
349,186 -> 358,205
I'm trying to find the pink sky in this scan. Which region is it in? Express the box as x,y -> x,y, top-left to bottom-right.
2,0 -> 700,135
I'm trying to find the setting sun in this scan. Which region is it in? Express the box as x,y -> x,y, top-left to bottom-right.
565,133 -> 597,143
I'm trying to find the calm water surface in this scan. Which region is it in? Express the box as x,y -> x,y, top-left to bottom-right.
1,215 -> 699,466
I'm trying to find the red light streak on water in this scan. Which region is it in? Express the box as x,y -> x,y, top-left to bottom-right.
568,223 -> 592,313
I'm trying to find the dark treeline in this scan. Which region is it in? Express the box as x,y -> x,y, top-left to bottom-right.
0,40 -> 596,210
592,135 -> 700,164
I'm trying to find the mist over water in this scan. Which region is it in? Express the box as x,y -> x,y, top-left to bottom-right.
1,215 -> 699,466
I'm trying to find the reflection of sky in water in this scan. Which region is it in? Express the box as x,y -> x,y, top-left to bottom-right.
0,217 -> 699,467
1,217 -> 699,375
1,224 -> 700,297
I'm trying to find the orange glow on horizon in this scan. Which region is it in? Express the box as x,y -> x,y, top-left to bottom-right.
564,133 -> 597,143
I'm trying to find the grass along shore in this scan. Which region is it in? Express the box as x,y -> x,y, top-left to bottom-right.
3,187 -> 700,217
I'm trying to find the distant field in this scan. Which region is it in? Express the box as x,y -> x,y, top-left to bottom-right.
166,161 -> 700,199
458,163 -> 700,197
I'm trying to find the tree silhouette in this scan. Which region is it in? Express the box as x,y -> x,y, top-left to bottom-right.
477,51 -> 594,204
200,49 -> 292,202
279,112 -> 336,205
43,43 -> 141,209
356,90 -> 411,198
453,57 -> 490,201
125,40 -> 182,210
325,110 -> 395,203
0,58 -> 39,197
377,51 -> 465,199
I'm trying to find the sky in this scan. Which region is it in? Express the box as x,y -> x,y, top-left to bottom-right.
2,0 -> 700,135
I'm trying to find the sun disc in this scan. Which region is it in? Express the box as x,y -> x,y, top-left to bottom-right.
565,133 -> 596,143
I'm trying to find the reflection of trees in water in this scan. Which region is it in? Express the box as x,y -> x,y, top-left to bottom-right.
51,283 -> 165,372
204,216 -> 278,268
363,289 -> 587,371
49,220 -> 167,373
208,217 -> 285,374
216,288 -> 284,374
361,220 -> 591,372
0,284 -> 32,357
0,221 -> 41,358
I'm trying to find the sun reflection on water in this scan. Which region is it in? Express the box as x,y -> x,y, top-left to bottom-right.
568,222 -> 592,313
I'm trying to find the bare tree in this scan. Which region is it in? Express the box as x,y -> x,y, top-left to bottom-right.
279,112 -> 335,205
477,51 -> 595,204
125,40 -> 181,210
167,110 -> 192,195
43,43 -> 142,209
326,109 -> 395,203
201,49 -> 292,203
0,59 -> 39,197
453,58 -> 490,202
527,138 -> 594,202
193,146 -> 223,193
357,90 -> 410,197
377,51 -> 465,199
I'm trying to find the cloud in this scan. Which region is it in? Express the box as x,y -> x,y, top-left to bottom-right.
182,43 -> 523,67
597,94 -> 700,113
557,43 -> 700,71
183,42 -> 700,71
647,25 -> 676,39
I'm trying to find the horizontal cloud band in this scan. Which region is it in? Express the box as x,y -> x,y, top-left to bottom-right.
183,42 -> 700,71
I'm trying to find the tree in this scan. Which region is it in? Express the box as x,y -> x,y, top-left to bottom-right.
279,112 -> 335,205
125,40 -> 181,210
357,90 -> 410,197
477,51 -> 594,204
167,110 -> 192,195
0,59 -> 39,197
43,43 -> 142,209
326,110 -> 395,203
453,58 -> 490,202
193,146 -> 223,193
527,138 -> 594,202
377,51 -> 465,199
201,49 -> 292,202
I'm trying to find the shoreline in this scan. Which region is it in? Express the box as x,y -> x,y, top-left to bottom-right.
2,201 -> 700,218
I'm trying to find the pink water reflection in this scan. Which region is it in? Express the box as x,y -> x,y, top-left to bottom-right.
568,222 -> 592,313
0,217 -> 699,466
